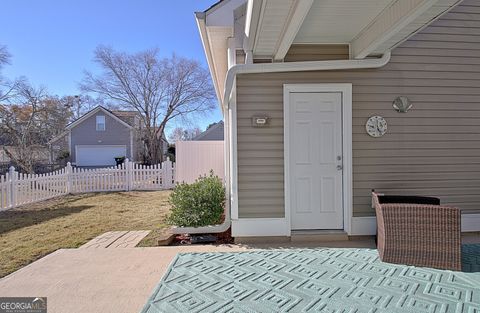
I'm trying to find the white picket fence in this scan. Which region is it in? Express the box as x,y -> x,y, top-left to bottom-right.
0,159 -> 175,210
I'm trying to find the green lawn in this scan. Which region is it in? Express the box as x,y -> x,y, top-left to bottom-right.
0,191 -> 171,277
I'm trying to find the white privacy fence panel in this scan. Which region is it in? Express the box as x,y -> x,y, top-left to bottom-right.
175,140 -> 225,184
0,159 -> 175,210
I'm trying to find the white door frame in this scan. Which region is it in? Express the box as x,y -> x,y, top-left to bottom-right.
284,83 -> 353,235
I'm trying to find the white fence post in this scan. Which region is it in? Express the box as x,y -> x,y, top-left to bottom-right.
66,162 -> 73,194
162,157 -> 174,189
125,159 -> 131,191
8,166 -> 17,208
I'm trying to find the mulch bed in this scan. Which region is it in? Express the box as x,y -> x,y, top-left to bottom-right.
171,227 -> 233,245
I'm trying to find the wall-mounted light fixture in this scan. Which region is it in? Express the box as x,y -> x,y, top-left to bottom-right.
252,115 -> 269,127
393,96 -> 412,113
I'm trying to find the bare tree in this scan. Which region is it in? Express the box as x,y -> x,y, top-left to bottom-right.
62,94 -> 104,121
0,46 -> 75,172
0,45 -> 10,69
0,82 -> 49,173
169,126 -> 202,142
38,96 -> 74,138
81,46 -> 216,164
0,45 -> 16,103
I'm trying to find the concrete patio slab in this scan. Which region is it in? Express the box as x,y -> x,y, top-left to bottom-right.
0,246 -> 248,313
0,235 -> 477,313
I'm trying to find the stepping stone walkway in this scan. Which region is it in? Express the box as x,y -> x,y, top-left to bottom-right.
80,231 -> 150,249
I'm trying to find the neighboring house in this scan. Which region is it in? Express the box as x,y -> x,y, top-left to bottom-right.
49,106 -> 168,167
154,127 -> 170,158
192,121 -> 224,141
196,0 -> 480,238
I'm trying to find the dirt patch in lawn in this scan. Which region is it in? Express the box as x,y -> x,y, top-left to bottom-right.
0,190 -> 171,278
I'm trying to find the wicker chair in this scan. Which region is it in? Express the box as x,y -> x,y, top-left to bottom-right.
372,192 -> 461,271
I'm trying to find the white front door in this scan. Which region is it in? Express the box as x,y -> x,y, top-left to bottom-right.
289,92 -> 343,230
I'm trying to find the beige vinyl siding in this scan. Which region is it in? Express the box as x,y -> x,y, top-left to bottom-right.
284,44 -> 350,62
236,0 -> 480,218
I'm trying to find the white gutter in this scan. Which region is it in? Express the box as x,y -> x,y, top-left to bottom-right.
243,0 -> 263,62
227,37 -> 236,69
172,51 -> 391,235
223,51 -> 391,109
195,12 -> 223,103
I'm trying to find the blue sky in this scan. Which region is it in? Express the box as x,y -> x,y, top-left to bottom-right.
0,0 -> 221,131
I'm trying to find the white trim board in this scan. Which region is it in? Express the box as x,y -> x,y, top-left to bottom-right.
350,214 -> 480,236
232,218 -> 289,237
232,213 -> 480,237
230,84 -> 239,220
284,83 -> 353,236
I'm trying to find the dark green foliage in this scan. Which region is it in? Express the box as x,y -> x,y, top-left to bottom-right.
167,171 -> 225,227
56,150 -> 70,162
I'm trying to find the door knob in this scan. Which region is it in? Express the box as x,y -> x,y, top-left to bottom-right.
337,165 -> 343,170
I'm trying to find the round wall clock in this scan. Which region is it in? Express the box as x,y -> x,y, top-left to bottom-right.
366,116 -> 387,137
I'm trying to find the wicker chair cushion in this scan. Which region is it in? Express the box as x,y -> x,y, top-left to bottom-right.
377,195 -> 440,205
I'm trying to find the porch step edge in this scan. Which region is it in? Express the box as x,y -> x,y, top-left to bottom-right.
291,230 -> 349,242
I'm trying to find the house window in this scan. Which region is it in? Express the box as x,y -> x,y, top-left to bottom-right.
96,115 -> 105,131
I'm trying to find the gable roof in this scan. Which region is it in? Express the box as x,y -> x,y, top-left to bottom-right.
48,106 -> 134,145
111,110 -> 140,125
66,106 -> 133,130
193,121 -> 224,141
203,0 -> 225,14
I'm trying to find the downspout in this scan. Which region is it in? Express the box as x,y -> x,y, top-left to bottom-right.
171,52 -> 391,236
243,0 -> 263,64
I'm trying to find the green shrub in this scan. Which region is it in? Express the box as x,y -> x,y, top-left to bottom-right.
167,171 -> 225,227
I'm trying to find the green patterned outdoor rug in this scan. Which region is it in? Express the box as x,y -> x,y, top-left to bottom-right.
141,245 -> 480,313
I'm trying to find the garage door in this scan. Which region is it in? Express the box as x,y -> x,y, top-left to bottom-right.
76,145 -> 127,166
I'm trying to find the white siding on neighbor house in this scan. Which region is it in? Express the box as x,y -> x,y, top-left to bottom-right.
175,141 -> 224,184
236,0 -> 480,218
